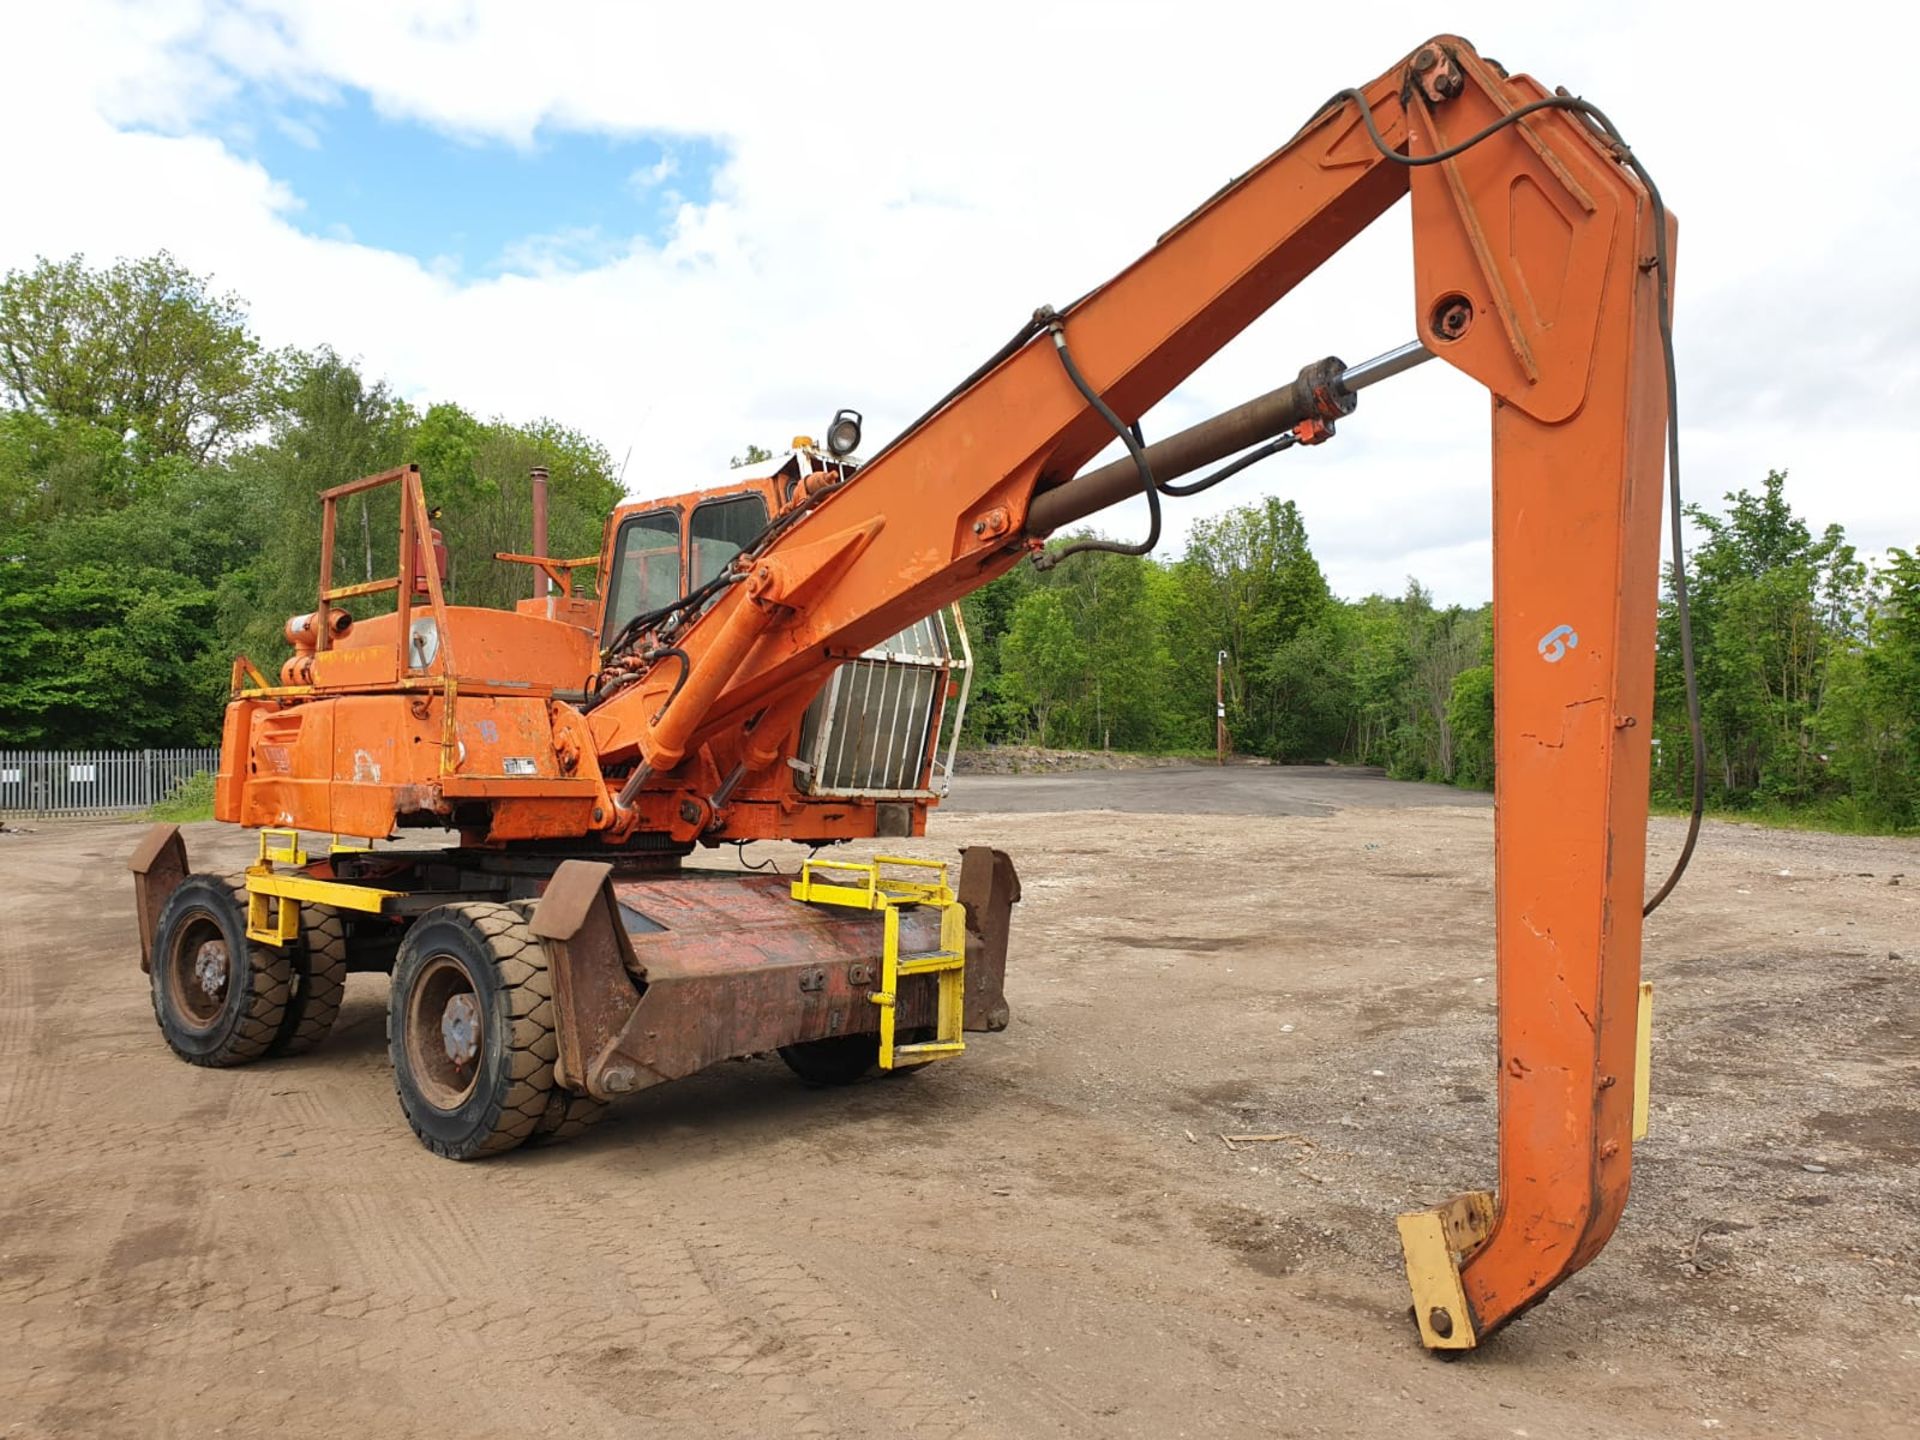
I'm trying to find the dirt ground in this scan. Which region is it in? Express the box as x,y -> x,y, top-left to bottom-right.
2,768 -> 1915,1439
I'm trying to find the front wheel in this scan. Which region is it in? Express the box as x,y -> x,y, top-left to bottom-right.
530,1086 -> 608,1145
388,904 -> 560,1160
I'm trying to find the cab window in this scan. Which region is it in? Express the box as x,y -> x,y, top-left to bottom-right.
602,509 -> 681,640
690,494 -> 769,588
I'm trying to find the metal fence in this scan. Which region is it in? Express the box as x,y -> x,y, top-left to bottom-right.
0,748 -> 220,818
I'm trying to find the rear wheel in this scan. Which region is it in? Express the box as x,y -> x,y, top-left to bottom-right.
150,874 -> 293,1067
778,1034 -> 881,1086
268,892 -> 348,1057
388,903 -> 559,1160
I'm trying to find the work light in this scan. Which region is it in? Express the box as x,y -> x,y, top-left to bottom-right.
826,409 -> 862,457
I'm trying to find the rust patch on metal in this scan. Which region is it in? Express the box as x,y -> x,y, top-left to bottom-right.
600,959 -> 937,1093
530,860 -> 644,1095
959,846 -> 1020,1031
533,860 -> 1014,1098
579,872 -> 946,1092
128,823 -> 189,974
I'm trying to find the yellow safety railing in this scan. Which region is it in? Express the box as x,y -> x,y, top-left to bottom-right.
244,828 -> 403,947
791,857 -> 966,1069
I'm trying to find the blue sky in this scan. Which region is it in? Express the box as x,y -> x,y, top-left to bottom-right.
218,88 -> 725,276
14,2 -> 1911,603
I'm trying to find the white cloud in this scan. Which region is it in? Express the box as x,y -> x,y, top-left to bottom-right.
490,224 -> 628,277
628,153 -> 677,194
270,111 -> 322,150
4,0 -> 1917,604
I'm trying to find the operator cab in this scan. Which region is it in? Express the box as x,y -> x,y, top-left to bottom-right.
595,426 -> 968,803
601,487 -> 769,646
599,434 -> 859,649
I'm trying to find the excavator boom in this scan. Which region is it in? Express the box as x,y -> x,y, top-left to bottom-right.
142,34 -> 1676,1351
588,35 -> 1674,1349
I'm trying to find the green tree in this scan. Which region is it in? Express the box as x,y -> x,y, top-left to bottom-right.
0,563 -> 225,745
0,253 -> 284,466
1030,547 -> 1168,750
442,415 -> 621,611
1447,661 -> 1495,788
224,357 -> 622,665
1657,471 -> 1860,808
1865,547 -> 1920,824
1179,497 -> 1329,756
958,562 -> 1039,744
1821,547 -> 1920,828
222,350 -> 413,664
1262,608 -> 1359,760
1375,582 -> 1486,782
998,589 -> 1086,745
0,409 -> 159,528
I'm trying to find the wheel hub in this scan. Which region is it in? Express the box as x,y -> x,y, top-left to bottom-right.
405,952 -> 485,1112
440,992 -> 480,1068
193,940 -> 229,999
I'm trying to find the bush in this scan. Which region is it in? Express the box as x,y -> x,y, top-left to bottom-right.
148,768 -> 215,822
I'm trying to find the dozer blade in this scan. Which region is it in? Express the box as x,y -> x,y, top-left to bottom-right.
534,847 -> 1019,1102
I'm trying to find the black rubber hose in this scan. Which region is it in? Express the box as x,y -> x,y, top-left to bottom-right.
1033,319 -> 1161,568
1123,418 -> 1302,500
1160,432 -> 1299,498
645,647 -> 692,723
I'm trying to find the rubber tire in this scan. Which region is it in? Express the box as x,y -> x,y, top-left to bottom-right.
778,1034 -> 881,1087
150,874 -> 294,1068
266,891 -> 348,1057
530,1086 -> 608,1146
388,903 -> 559,1160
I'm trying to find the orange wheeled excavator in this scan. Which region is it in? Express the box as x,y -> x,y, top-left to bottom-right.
131,35 -> 1681,1350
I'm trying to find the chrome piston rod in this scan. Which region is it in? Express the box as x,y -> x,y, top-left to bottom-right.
1025,340 -> 1433,538
1338,338 -> 1433,391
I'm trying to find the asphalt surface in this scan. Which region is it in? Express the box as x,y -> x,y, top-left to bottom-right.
944,763 -> 1492,816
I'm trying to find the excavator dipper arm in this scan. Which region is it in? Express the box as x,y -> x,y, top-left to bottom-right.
593,35 -> 1673,1347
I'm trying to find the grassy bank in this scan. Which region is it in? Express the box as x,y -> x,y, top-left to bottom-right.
146,770 -> 216,823
1648,793 -> 1914,837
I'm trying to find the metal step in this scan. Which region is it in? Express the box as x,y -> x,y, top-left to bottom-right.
792,856 -> 968,1069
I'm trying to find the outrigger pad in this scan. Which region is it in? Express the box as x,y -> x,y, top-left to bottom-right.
958,846 -> 1019,1032
129,823 -> 189,974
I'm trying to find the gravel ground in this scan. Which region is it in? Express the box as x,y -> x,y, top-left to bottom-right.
0,772 -> 1914,1438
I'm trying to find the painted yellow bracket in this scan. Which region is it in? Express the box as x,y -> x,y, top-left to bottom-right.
245,829 -> 402,946
260,828 -> 307,867
791,856 -> 966,1069
790,855 -> 956,910
1397,1189 -> 1495,1350
1634,979 -> 1653,1142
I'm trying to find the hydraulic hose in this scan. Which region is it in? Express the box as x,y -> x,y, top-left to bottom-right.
1032,312 -> 1162,567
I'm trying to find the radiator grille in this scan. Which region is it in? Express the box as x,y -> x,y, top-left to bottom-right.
796,615 -> 953,797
